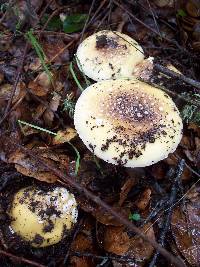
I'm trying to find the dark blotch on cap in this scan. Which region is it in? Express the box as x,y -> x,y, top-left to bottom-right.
96,35 -> 119,49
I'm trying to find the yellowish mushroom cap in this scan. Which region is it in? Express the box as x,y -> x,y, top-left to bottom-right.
76,30 -> 144,81
74,79 -> 183,167
10,186 -> 78,247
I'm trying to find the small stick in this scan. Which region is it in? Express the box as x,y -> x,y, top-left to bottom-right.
79,0 -> 97,44
0,249 -> 46,267
71,251 -> 136,263
63,217 -> 84,264
154,64 -> 200,90
0,42 -> 29,126
149,160 -> 185,267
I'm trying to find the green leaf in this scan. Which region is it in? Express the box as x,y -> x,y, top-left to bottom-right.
41,15 -> 62,31
129,213 -> 141,221
177,9 -> 187,17
63,14 -> 88,33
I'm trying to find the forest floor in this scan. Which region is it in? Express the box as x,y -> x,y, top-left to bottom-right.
0,0 -> 200,266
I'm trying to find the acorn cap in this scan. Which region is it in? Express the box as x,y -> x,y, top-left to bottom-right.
76,30 -> 144,81
74,79 -> 183,167
10,186 -> 78,247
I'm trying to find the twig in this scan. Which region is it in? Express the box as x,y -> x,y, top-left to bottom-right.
37,0 -> 54,21
11,142 -> 185,267
145,80 -> 200,108
113,0 -> 164,39
0,42 -> 29,126
113,0 -> 187,52
88,0 -> 108,26
34,31 -> 79,40
149,160 -> 185,267
0,249 -> 46,267
154,64 -> 200,90
79,0 -> 97,44
0,0 -> 16,24
108,0 -> 113,27
39,7 -> 63,35
71,251 -> 136,263
25,0 -> 39,22
63,217 -> 84,264
146,0 -> 161,38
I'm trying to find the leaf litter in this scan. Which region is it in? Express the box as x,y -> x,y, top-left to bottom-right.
0,0 -> 200,266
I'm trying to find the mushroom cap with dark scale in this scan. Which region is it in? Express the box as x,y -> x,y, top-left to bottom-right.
76,30 -> 144,81
74,79 -> 183,167
10,186 -> 78,247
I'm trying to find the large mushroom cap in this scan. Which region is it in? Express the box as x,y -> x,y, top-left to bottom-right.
10,186 -> 78,247
74,79 -> 183,167
76,30 -> 144,81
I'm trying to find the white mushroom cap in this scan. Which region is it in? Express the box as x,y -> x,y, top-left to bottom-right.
74,79 -> 183,167
76,30 -> 144,81
10,186 -> 78,247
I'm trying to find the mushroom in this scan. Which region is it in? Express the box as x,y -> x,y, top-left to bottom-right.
74,79 -> 183,167
9,186 -> 78,247
76,30 -> 144,81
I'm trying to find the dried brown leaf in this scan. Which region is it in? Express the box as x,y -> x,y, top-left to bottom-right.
0,82 -> 25,102
103,226 -> 130,255
153,0 -> 175,7
0,72 -> 4,84
125,223 -> 155,261
53,128 -> 77,145
8,148 -> 69,183
136,188 -> 151,211
43,93 -> 61,127
94,206 -> 130,226
171,208 -> 200,266
28,80 -> 49,96
171,186 -> 200,266
42,38 -> 69,64
70,256 -> 93,267
119,178 -> 135,206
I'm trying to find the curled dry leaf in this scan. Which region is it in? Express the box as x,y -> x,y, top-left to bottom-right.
42,38 -> 70,64
70,218 -> 97,267
0,134 -> 21,162
151,163 -> 166,180
70,257 -> 94,267
94,206 -> 130,226
43,93 -> 61,127
186,0 -> 200,18
0,82 -> 26,102
119,178 -> 135,206
36,71 -> 52,88
136,188 -> 151,211
103,226 -> 130,255
53,128 -> 77,145
28,80 -> 49,97
8,148 -> 69,183
28,72 -> 52,97
171,186 -> 200,266
103,223 -> 155,262
0,72 -> 4,84
153,0 -> 175,7
27,57 -> 42,71
125,223 -> 155,262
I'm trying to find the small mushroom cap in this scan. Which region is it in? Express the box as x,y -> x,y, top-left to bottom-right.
74,79 -> 183,167
10,186 -> 78,247
76,30 -> 144,81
